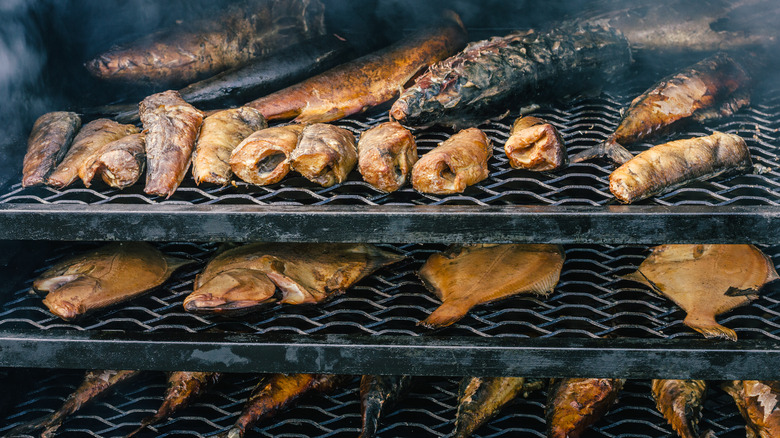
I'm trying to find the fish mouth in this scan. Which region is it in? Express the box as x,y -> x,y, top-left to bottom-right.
41,297 -> 83,321
184,268 -> 278,314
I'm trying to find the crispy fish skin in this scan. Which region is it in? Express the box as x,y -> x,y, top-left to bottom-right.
411,127 -> 491,195
652,379 -> 713,438
390,23 -> 631,129
82,133 -> 146,189
609,131 -> 752,204
572,53 -> 752,164
290,124 -> 357,187
192,107 -> 267,185
418,244 -> 564,328
139,90 -> 204,198
622,244 -> 779,341
546,378 -> 624,438
35,242 -> 193,321
22,112 -> 81,187
230,124 -> 305,186
722,380 -> 780,438
504,116 -> 567,171
359,375 -> 414,438
184,243 -> 404,314
245,11 -> 467,124
357,122 -> 418,192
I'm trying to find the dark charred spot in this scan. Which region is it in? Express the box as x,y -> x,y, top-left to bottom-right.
256,153 -> 285,175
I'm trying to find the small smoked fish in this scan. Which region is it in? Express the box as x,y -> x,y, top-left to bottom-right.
357,122 -> 418,192
622,244 -> 779,340
290,123 -> 357,187
217,374 -> 351,438
411,127 -> 491,195
192,107 -> 267,186
139,90 -> 204,198
652,379 -> 713,438
126,371 -> 222,438
504,116 -> 567,171
609,131 -> 752,204
35,242 -> 193,321
47,119 -> 139,188
81,133 -> 146,189
546,378 -> 624,438
245,11 -> 467,123
230,124 -> 305,186
572,53 -> 752,164
722,380 -> 780,438
390,23 -> 631,129
418,244 -> 564,328
5,369 -> 141,438
359,375 -> 414,438
22,111 -> 81,187
453,377 -> 545,438
184,243 -> 404,314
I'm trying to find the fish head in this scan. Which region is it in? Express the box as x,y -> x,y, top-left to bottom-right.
40,276 -> 101,321
184,268 -> 277,315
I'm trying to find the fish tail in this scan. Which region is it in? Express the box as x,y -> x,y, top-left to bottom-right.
684,314 -> 738,341
359,397 -> 383,438
570,140 -> 633,165
418,302 -> 470,328
125,416 -> 157,438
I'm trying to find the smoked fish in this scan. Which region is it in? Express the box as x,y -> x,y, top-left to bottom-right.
357,121 -> 418,192
652,379 -> 713,438
184,243 -> 404,314
359,375 -> 414,438
245,11 -> 467,123
22,111 -> 81,187
192,107 -> 267,186
418,244 -> 564,328
139,90 -> 204,198
35,242 -> 193,321
390,23 -> 631,129
609,131 -> 752,204
230,124 -> 305,186
546,378 -> 624,438
411,127 -> 491,195
290,123 -> 357,187
622,244 -> 779,341
504,116 -> 567,171
572,53 -> 753,165
722,380 -> 780,438
81,133 -> 146,189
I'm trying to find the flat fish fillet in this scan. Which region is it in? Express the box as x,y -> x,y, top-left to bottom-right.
82,133 -> 146,189
230,124 -> 305,186
411,127 -> 492,195
504,116 -> 567,171
290,123 -> 357,187
22,111 -> 81,187
357,121 -> 418,193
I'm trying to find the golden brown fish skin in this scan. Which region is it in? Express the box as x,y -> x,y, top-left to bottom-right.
411,127 -> 492,195
244,11 -> 467,124
46,119 -> 139,189
184,243 -> 404,314
546,378 -> 624,438
290,124 -> 357,187
192,107 -> 267,185
622,244 -> 779,341
139,90 -> 205,198
357,122 -> 418,192
652,379 -> 711,438
82,133 -> 146,189
722,380 -> 780,438
229,124 -> 305,186
35,242 -> 193,321
572,52 -> 752,164
418,244 -> 564,328
22,111 -> 81,187
504,116 -> 567,172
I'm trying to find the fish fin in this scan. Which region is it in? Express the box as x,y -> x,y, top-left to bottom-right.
418,301 -> 471,328
165,255 -> 197,274
725,286 -> 760,297
619,270 -> 652,287
684,314 -> 738,341
570,140 -> 633,165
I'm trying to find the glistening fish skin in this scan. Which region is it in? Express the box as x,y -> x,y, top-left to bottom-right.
290,124 -> 357,187
722,380 -> 780,438
22,112 -> 81,187
546,378 -> 624,438
390,24 -> 631,129
358,122 -> 418,193
652,379 -> 714,438
504,116 -> 567,171
359,375 -> 414,438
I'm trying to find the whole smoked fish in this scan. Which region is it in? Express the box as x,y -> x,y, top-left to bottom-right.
359,375 -> 414,438
81,133 -> 146,189
609,131 -> 753,204
652,379 -> 714,438
418,244 -> 564,328
22,111 -> 81,187
622,244 -> 779,340
547,378 -> 624,438
572,52 -> 753,164
722,380 -> 780,438
139,90 -> 204,198
411,127 -> 491,195
357,121 -> 418,192
230,124 -> 305,186
290,123 -> 357,187
192,107 -> 267,185
504,116 -> 567,171
390,24 -> 631,128
184,243 -> 404,314
245,11 -> 467,123
35,242 -> 193,321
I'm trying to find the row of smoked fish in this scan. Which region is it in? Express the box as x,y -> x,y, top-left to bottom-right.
6,370 -> 780,438
19,0 -> 777,202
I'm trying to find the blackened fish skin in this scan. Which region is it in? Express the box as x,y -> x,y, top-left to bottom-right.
359,375 -> 414,438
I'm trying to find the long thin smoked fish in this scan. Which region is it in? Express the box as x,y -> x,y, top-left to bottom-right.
22,112 -> 81,187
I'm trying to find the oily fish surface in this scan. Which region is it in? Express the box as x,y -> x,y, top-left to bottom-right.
418,244 -> 565,328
